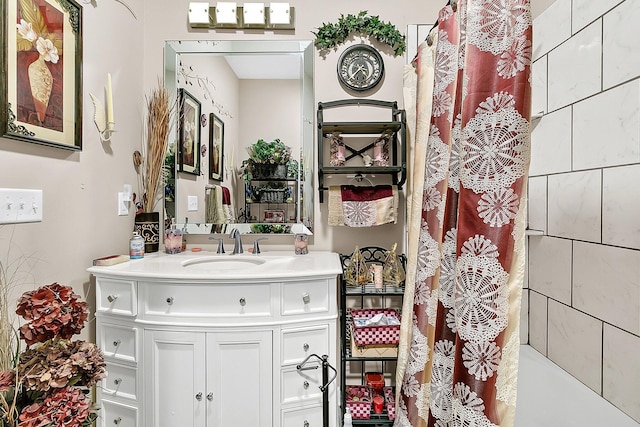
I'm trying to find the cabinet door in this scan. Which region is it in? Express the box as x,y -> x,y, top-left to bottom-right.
206,330 -> 273,426
145,330 -> 206,427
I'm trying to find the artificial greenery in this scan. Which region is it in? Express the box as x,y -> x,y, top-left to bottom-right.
242,138 -> 293,181
313,11 -> 406,56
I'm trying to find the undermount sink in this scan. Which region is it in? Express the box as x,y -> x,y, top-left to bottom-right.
182,256 -> 267,270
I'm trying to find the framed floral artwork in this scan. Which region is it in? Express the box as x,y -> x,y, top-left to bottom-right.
177,88 -> 201,175
209,113 -> 223,181
0,0 -> 83,150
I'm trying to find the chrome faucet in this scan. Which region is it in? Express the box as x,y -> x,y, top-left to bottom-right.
229,229 -> 243,254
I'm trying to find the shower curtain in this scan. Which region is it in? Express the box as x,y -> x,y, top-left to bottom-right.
396,0 -> 532,426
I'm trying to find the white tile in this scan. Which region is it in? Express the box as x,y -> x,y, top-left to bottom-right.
548,170 -> 602,242
530,107 -> 572,176
572,0 -> 623,33
531,56 -> 548,116
548,22 -> 602,111
528,290 -> 548,354
528,176 -> 547,232
603,325 -> 640,423
573,80 -> 640,170
516,345 -> 640,427
573,241 -> 640,335
547,300 -> 603,393
528,236 -> 572,304
603,0 -> 640,89
520,290 -> 529,344
603,165 -> 640,250
533,0 -> 572,60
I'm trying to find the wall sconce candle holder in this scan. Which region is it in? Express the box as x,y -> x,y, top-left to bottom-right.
89,73 -> 116,142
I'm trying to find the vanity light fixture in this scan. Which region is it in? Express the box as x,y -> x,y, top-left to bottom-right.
187,2 -> 294,29
268,2 -> 290,25
243,3 -> 265,25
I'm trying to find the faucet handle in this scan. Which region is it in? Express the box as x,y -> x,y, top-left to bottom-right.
208,237 -> 225,254
253,237 -> 268,254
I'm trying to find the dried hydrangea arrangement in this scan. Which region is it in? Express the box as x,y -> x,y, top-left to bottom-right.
0,283 -> 107,427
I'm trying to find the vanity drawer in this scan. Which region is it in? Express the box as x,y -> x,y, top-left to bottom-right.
141,282 -> 272,318
100,322 -> 138,364
96,278 -> 137,316
281,325 -> 329,366
281,404 -> 323,427
102,363 -> 137,400
281,366 -> 323,404
100,399 -> 138,427
281,280 -> 329,316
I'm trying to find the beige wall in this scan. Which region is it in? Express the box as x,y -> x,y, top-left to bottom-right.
0,0 -> 555,326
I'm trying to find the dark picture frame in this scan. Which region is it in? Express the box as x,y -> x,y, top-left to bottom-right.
0,0 -> 83,150
177,88 -> 201,175
209,113 -> 223,181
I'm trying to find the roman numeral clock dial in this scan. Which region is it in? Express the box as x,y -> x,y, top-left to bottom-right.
337,44 -> 384,92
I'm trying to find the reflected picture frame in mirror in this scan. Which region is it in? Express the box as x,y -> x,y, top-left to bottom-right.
164,40 -> 315,236
177,88 -> 201,175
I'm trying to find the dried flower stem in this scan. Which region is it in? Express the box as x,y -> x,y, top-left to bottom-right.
141,81 -> 174,213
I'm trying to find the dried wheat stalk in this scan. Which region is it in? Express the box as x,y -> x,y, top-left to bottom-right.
141,81 -> 174,213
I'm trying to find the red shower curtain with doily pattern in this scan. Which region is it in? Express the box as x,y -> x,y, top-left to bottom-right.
396,0 -> 532,426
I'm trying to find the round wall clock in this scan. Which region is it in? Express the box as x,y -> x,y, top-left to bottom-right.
337,44 -> 384,92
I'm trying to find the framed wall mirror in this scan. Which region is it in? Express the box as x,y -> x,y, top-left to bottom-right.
164,40 -> 314,235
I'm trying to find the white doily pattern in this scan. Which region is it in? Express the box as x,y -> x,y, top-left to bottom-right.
448,113 -> 463,193
434,29 -> 459,94
466,0 -> 531,56
497,34 -> 532,79
477,187 -> 520,228
342,201 -> 375,227
423,185 -> 442,212
462,340 -> 502,381
460,93 -> 530,194
430,349 -> 455,422
454,255 -> 510,343
432,90 -> 454,118
425,125 -> 451,189
461,234 -> 499,258
417,221 -> 441,284
496,330 -> 521,407
438,229 -> 458,309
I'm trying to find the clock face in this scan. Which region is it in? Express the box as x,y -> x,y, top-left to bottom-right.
337,44 -> 384,92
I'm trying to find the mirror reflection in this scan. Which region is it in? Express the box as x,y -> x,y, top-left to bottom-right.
164,40 -> 314,235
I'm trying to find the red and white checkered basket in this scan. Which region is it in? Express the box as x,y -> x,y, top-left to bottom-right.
384,386 -> 396,420
345,385 -> 372,420
350,308 -> 401,346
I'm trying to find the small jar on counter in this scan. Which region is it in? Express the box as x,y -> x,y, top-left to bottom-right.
164,227 -> 183,254
294,234 -> 308,255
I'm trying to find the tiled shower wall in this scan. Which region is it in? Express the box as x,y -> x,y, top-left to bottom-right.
527,0 -> 640,422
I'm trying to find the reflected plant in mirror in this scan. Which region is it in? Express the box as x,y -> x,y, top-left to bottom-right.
164,40 -> 315,236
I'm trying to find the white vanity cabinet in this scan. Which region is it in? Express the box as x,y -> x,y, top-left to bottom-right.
89,252 -> 341,427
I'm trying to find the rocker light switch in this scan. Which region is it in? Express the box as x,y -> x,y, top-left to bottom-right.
187,196 -> 198,211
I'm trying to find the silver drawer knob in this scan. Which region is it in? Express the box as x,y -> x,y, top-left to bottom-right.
166,297 -> 174,305
113,339 -> 121,347
304,421 -> 309,427
107,294 -> 118,303
113,417 -> 122,425
303,381 -> 309,389
239,297 -> 246,306
302,293 -> 310,304
303,343 -> 309,352
207,392 -> 214,401
196,392 -> 203,401
114,378 -> 122,385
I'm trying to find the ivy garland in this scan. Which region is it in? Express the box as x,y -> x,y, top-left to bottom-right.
312,11 -> 406,56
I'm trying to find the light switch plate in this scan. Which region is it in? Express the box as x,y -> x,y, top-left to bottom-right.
187,195 -> 198,211
0,188 -> 43,224
118,192 -> 129,216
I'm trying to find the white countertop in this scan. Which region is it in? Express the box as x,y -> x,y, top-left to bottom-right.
88,251 -> 343,282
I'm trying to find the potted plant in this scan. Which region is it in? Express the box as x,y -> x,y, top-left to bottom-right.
241,138 -> 292,180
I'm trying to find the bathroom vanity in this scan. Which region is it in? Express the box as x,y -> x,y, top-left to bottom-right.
88,251 -> 342,427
